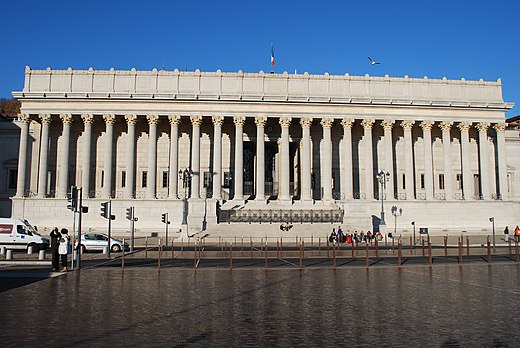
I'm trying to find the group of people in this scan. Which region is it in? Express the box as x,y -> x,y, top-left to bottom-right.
504,225 -> 520,242
328,226 -> 382,245
50,227 -> 70,272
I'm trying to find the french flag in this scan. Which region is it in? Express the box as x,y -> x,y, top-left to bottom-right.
271,44 -> 275,66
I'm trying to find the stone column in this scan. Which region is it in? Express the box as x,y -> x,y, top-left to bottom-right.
300,117 -> 313,201
458,122 -> 473,200
321,117 -> 334,201
340,118 -> 354,200
233,116 -> 246,201
56,114 -> 72,198
401,120 -> 415,200
361,119 -> 375,200
212,115 -> 224,200
255,116 -> 267,201
279,117 -> 292,201
190,115 -> 202,199
16,114 -> 31,197
420,121 -> 434,200
124,114 -> 137,199
81,114 -> 94,197
476,123 -> 491,200
168,115 -> 181,199
38,113 -> 52,197
439,121 -> 453,200
146,114 -> 159,199
102,114 -> 116,199
381,120 -> 395,199
494,123 -> 508,199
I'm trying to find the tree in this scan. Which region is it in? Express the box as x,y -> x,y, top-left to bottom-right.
0,99 -> 20,117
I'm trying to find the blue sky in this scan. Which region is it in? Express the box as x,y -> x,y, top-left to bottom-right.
3,0 -> 519,117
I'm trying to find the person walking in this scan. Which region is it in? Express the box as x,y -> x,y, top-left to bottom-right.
515,226 -> 520,243
50,227 -> 61,272
504,226 -> 510,242
58,228 -> 70,272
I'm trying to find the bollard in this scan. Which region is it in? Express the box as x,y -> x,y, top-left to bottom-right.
422,240 -> 425,257
103,246 -> 109,255
6,249 -> 12,260
365,243 -> 369,269
241,237 -> 244,256
229,243 -> 233,272
398,242 -> 402,268
351,239 -> 355,258
250,239 -> 253,259
38,249 -> 45,260
466,236 -> 470,256
319,237 -> 321,256
0,246 -> 5,255
194,241 -> 197,269
277,240 -> 280,259
410,236 -> 413,255
332,244 -> 336,269
311,235 -> 314,248
122,239 -> 125,271
326,238 -> 330,259
224,242 -> 228,259
280,237 -> 283,255
158,239 -> 161,270
392,238 -> 395,255
428,242 -> 432,267
444,236 -> 448,256
385,233 -> 388,247
299,242 -> 303,269
301,240 -> 305,261
27,246 -> 34,255
508,239 -> 512,255
516,242 -> 519,263
458,238 -> 462,265
487,237 -> 492,263
171,239 -> 174,259
375,239 -> 379,257
264,241 -> 268,269
145,237 -> 148,259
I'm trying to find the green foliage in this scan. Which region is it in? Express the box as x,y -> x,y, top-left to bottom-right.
0,99 -> 21,117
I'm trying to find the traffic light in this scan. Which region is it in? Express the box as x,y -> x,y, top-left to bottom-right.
100,202 -> 108,218
161,213 -> 167,224
67,186 -> 78,211
126,207 -> 133,221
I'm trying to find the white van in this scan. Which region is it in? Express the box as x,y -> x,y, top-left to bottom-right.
0,218 -> 50,251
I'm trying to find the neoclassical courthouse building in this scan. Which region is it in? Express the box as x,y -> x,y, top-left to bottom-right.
9,66 -> 520,236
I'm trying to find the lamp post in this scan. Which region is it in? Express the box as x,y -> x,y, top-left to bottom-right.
376,171 -> 390,225
179,168 -> 193,230
391,206 -> 402,237
411,221 -> 416,245
489,217 -> 495,252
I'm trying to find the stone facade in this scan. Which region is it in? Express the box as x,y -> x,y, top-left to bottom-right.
10,66 -> 519,236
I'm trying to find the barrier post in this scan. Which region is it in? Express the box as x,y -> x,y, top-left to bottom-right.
466,236 -> 470,256
171,239 -> 174,259
299,242 -> 303,269
410,236 -> 413,255
444,236 -> 448,256
516,242 -> 519,263
302,240 -> 305,263
428,241 -> 432,267
375,239 -> 379,257
250,238 -> 253,259
229,243 -> 233,272
487,236 -> 492,263
398,242 -> 402,268
422,239 -> 425,257
158,239 -> 161,270
458,238 -> 462,265
508,239 -> 512,255
326,239 -> 330,259
194,240 -> 197,269
392,238 -> 395,255
280,237 -> 283,255
365,243 -> 369,269
145,237 -> 148,259
264,241 -> 268,269
276,239 -> 280,259
241,237 -> 244,256
122,238 -> 125,271
332,244 -> 336,269
319,237 -> 321,256
351,240 -> 355,258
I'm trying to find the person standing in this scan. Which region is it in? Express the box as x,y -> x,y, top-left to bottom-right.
58,228 -> 70,272
504,226 -> 510,242
515,226 -> 520,243
50,227 -> 61,272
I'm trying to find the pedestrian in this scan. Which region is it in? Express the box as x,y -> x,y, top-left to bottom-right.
515,226 -> 520,242
50,227 -> 61,272
337,226 -> 343,244
504,226 -> 510,242
58,228 -> 70,272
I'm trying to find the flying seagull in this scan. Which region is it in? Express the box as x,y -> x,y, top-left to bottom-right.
368,56 -> 380,65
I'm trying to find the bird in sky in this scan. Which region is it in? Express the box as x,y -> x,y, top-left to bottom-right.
368,56 -> 380,65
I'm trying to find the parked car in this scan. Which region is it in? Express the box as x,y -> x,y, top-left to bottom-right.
0,218 -> 49,251
75,233 -> 129,253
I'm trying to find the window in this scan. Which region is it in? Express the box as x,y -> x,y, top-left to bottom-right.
456,174 -> 462,190
162,171 -> 169,188
204,172 -> 212,188
402,173 -> 406,190
142,171 -> 147,188
439,174 -> 445,190
420,174 -> 425,190
121,171 -> 126,188
223,172 -> 232,188
7,168 -> 17,190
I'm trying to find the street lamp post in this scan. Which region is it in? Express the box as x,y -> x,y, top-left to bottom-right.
376,171 -> 390,225
489,217 -> 496,252
391,206 -> 402,237
411,221 -> 416,245
179,169 -> 193,232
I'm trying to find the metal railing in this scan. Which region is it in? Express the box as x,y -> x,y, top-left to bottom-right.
218,209 -> 344,224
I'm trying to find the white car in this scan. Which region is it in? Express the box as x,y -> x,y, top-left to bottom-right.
76,233 -> 129,253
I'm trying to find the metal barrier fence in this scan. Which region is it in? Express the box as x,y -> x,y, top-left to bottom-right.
218,209 -> 344,224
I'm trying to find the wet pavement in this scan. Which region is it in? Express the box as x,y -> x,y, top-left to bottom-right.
0,260 -> 519,347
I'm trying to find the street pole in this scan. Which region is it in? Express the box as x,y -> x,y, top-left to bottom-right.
77,187 -> 83,269
165,212 -> 169,246
490,217 -> 496,252
108,200 -> 112,258
131,207 -> 135,252
412,221 -> 416,246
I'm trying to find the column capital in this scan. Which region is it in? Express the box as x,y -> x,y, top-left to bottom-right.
457,121 -> 472,132
320,117 -> 334,128
168,114 -> 181,125
103,114 -> 116,125
279,116 -> 292,128
254,116 -> 267,127
190,115 -> 203,126
494,122 -> 507,132
146,114 -> 159,125
475,122 -> 491,132
213,115 -> 225,126
300,117 -> 313,129
81,113 -> 94,125
420,120 -> 434,131
340,118 -> 354,129
361,118 -> 375,129
59,113 -> 72,124
38,113 -> 52,124
233,115 -> 246,127
381,119 -> 395,130
17,113 -> 31,124
400,120 -> 415,130
125,114 -> 138,125
438,121 -> 453,131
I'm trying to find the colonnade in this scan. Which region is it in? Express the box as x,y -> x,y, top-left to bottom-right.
15,113 -> 509,203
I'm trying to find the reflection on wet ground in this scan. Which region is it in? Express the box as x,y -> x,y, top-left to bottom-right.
0,264 -> 519,347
